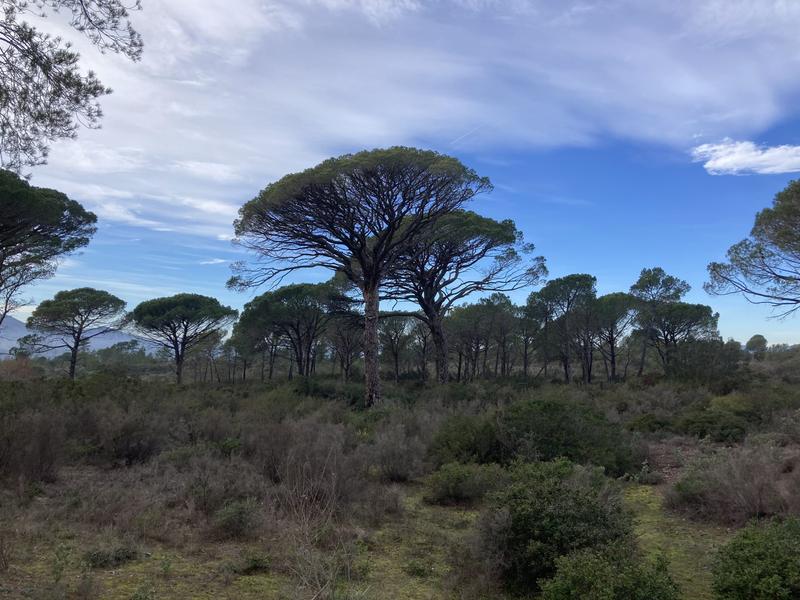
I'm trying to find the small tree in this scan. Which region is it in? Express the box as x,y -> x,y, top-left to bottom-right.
387,210 -> 546,383
707,180 -> 800,315
594,292 -> 637,382
327,312 -> 363,381
745,334 -> 768,360
630,267 -> 691,376
0,170 -> 96,326
236,282 -> 347,378
130,294 -> 237,384
538,274 -> 597,383
649,302 -> 720,372
378,315 -> 413,382
231,147 -> 490,406
24,287 -> 125,379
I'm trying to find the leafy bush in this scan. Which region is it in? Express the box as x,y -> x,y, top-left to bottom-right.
500,395 -> 638,475
84,542 -> 138,569
424,462 -> 508,505
675,409 -> 748,443
665,445 -> 800,525
211,498 -> 260,540
712,518 -> 800,600
428,414 -> 503,467
626,413 -> 672,433
540,541 -> 679,600
473,459 -> 632,593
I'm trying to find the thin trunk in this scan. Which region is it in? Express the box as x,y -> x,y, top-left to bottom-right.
363,285 -> 381,407
68,345 -> 78,380
430,318 -> 449,384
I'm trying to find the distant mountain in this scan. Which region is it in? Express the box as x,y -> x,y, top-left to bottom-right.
0,315 -> 154,358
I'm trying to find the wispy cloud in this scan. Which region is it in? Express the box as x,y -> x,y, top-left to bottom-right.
691,139 -> 800,175
199,258 -> 228,265
27,0 -> 800,239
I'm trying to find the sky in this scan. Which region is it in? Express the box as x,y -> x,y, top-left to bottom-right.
18,0 -> 800,344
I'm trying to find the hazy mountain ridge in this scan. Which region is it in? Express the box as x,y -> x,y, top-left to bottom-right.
0,315 -> 153,358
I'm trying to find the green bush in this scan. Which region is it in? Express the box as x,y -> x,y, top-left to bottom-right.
675,409 -> 747,443
428,414 -> 503,467
480,459 -> 632,592
626,413 -> 672,433
540,541 -> 679,600
713,518 -> 800,600
211,499 -> 260,540
500,395 -> 638,475
83,542 -> 138,568
424,462 -> 508,505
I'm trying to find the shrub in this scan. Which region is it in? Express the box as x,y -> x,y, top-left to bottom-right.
0,409 -> 65,483
424,463 -> 508,505
84,542 -> 138,569
626,413 -> 672,433
211,498 -> 260,540
674,409 -> 748,443
499,395 -> 638,475
370,421 -> 426,482
428,414 -> 503,467
223,550 -> 271,576
540,541 -> 679,600
471,459 -> 632,593
665,446 -> 799,525
712,518 -> 800,600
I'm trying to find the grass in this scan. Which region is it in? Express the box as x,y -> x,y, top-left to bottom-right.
2,484 -> 732,599
625,484 -> 732,600
350,486 -> 480,599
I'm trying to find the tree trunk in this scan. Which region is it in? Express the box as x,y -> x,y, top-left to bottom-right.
430,318 -> 449,384
363,285 -> 381,407
637,339 -> 647,377
176,356 -> 184,384
68,345 -> 79,380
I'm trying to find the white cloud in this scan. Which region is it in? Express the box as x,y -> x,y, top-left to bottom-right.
200,258 -> 228,265
691,139 -> 800,174
25,0 -> 800,237
172,160 -> 242,182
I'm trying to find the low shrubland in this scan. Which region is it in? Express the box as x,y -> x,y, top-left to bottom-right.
665,444 -> 800,526
3,374 -> 800,598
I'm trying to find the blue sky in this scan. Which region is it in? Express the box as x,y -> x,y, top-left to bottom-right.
20,0 -> 800,344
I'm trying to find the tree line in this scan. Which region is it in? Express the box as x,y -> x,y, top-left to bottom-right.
2,145 -> 800,401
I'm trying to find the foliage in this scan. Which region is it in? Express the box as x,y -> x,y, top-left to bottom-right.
428,413 -> 503,466
0,0 -> 142,170
211,498 -> 261,540
231,146 -> 492,405
665,445 -> 800,525
539,541 -> 679,600
707,180 -> 800,316
424,462 -> 508,505
84,542 -> 138,569
130,293 -> 237,383
24,287 -> 126,378
674,409 -> 748,442
500,392 -> 638,475
712,518 -> 800,600
0,170 -> 96,325
479,459 -> 632,592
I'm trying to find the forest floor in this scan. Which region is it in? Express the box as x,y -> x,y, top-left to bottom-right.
2,481 -> 729,600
